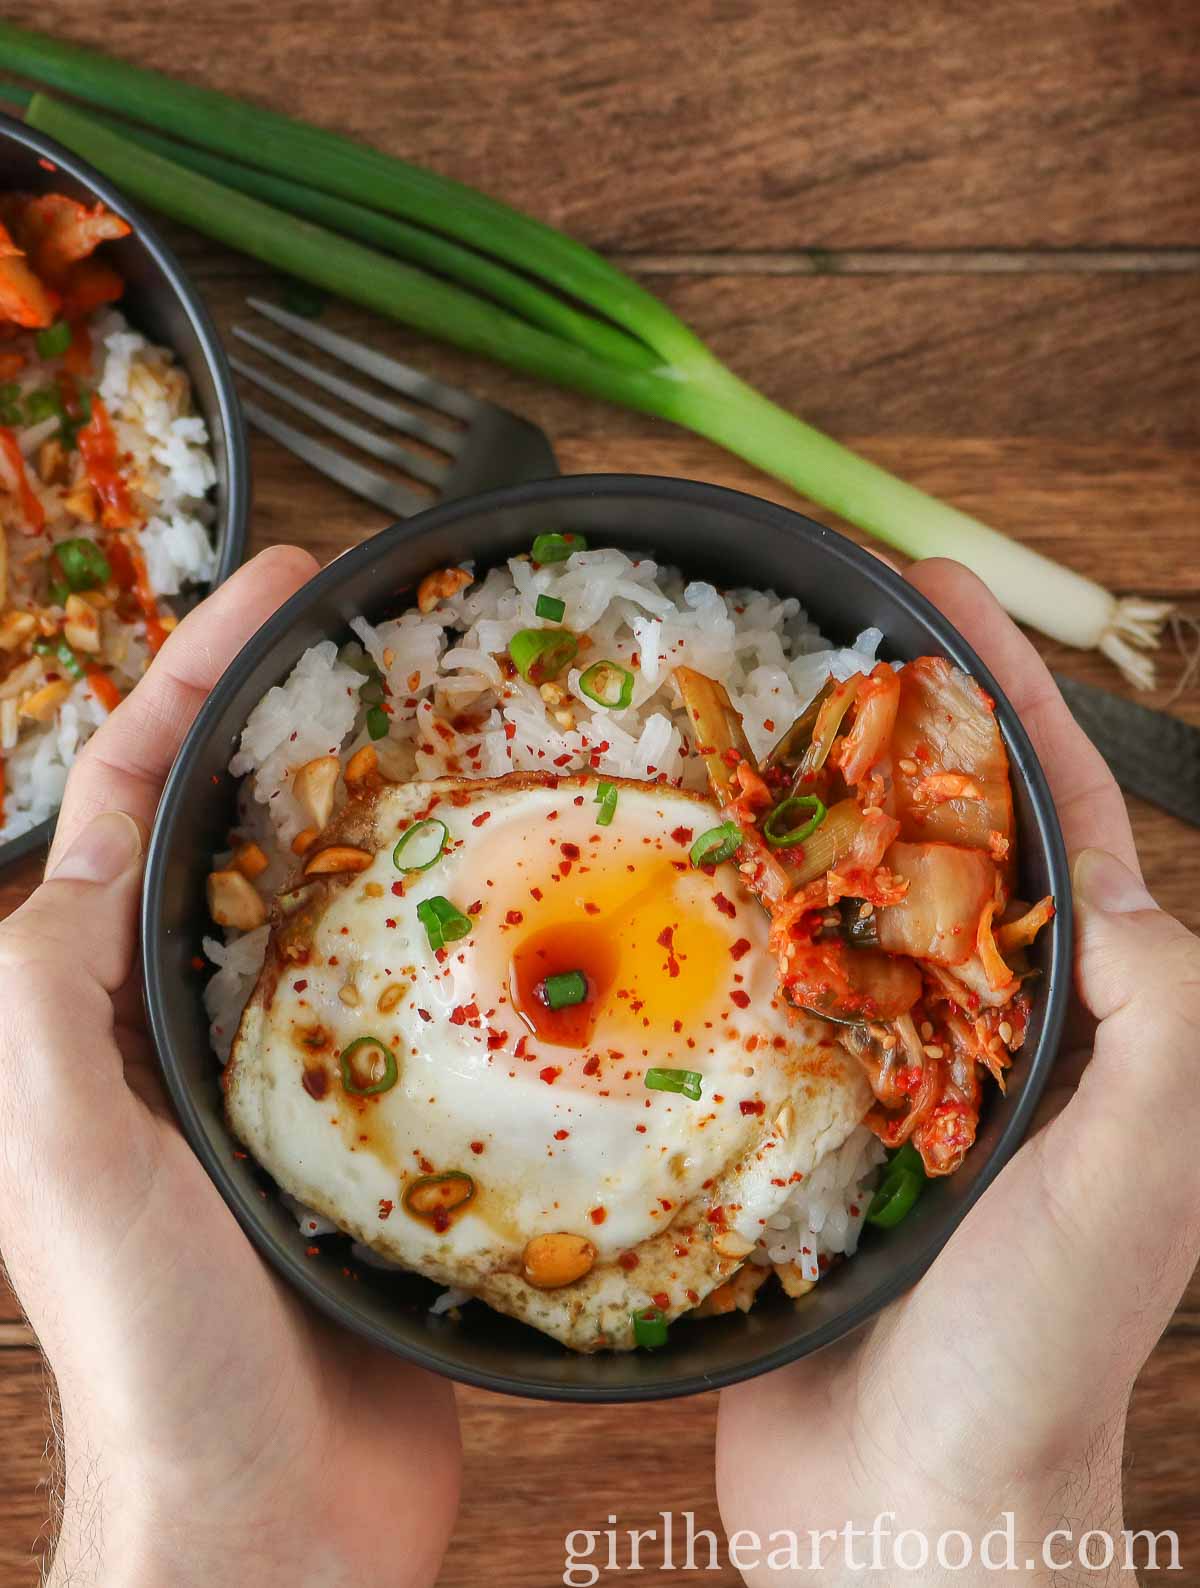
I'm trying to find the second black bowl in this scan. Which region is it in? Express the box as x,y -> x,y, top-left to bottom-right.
143,475 -> 1070,1402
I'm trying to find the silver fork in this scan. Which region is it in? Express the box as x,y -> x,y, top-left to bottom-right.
230,299 -> 559,514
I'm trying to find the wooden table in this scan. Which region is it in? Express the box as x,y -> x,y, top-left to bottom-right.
2,3 -> 1198,1582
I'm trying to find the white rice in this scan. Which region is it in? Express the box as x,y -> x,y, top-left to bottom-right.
0,311 -> 219,843
210,547 -> 886,1298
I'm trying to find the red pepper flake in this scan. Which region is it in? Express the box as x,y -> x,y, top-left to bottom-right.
505,909 -> 524,925
190,954 -> 206,972
573,795 -> 584,806
583,1054 -> 600,1076
471,811 -> 491,827
390,880 -> 405,897
635,1123 -> 647,1133
618,1250 -> 639,1270
553,1128 -> 570,1141
305,1245 -> 320,1257
232,1149 -> 248,1161
432,1207 -> 451,1234
583,901 -> 600,915
417,1008 -> 433,1022
514,1034 -> 529,1058
486,1027 -> 507,1050
561,841 -> 581,860
713,893 -> 736,918
293,978 -> 309,992
739,1098 -> 765,1116
730,938 -> 751,961
530,886 -> 544,901
469,1140 -> 485,1155
385,918 -> 397,929
504,721 -> 516,740
539,1065 -> 562,1085
721,747 -> 743,766
670,825 -> 693,846
449,1006 -> 468,1026
589,1206 -> 607,1225
652,1291 -> 670,1310
730,989 -> 751,1009
686,1288 -> 700,1305
468,900 -> 482,914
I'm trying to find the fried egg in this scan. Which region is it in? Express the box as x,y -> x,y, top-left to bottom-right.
227,773 -> 870,1350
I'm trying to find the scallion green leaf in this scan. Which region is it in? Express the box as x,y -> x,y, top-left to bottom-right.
54,537 -> 110,592
534,592 -> 565,622
762,793 -> 827,849
689,822 -> 744,869
540,970 -> 587,1010
631,1305 -> 669,1350
645,1066 -> 703,1101
416,894 -> 473,951
508,627 -> 577,684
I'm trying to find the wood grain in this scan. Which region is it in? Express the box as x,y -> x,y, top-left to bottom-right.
5,0 -> 1199,249
0,0 -> 1198,1582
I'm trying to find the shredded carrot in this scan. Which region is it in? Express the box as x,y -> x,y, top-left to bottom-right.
85,666 -> 123,714
0,426 -> 45,534
76,397 -> 138,531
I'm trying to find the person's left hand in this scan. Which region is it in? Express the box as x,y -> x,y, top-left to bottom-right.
0,548 -> 461,1588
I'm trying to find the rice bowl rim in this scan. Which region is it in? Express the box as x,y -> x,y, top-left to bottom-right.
142,474 -> 1071,1403
0,109 -> 250,870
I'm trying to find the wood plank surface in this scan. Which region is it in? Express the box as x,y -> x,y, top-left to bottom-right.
1,0 -> 1198,1582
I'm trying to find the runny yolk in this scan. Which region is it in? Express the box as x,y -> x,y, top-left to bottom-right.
507,858 -> 733,1050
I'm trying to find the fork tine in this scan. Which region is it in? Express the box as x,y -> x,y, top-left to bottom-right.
246,298 -> 480,424
230,356 -> 449,489
232,325 -> 462,455
241,400 -> 430,518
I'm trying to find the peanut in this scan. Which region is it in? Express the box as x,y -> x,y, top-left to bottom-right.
292,754 -> 340,830
522,1232 -> 596,1289
303,845 -> 374,876
344,743 -> 378,788
416,566 -> 472,614
233,841 -> 270,880
207,869 -> 267,931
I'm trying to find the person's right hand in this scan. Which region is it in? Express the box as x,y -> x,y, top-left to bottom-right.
717,559 -> 1200,1584
0,549 -> 461,1588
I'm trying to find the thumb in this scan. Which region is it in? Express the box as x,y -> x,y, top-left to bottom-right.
1,810 -> 146,991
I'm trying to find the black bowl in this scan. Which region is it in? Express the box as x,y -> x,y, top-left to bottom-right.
143,475 -> 1071,1402
0,111 -> 249,868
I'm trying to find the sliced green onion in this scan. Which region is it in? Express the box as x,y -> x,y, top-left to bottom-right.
34,636 -> 84,680
762,793 -> 828,849
578,660 -> 634,710
53,537 -> 111,592
645,1066 -> 703,1102
689,822 -> 744,869
35,321 -> 71,359
393,818 -> 449,873
23,386 -> 61,424
13,38 -> 1168,686
358,672 -> 385,705
279,277 -> 327,317
631,1305 -> 669,1350
540,969 -> 587,1010
865,1167 -> 922,1229
508,627 -> 577,685
531,532 -> 587,565
416,894 -> 473,951
534,592 -> 565,622
365,705 -> 389,740
338,1035 -> 398,1097
594,781 -> 618,827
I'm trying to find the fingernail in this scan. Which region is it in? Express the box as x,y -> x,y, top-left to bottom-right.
48,811 -> 144,885
1072,847 -> 1156,915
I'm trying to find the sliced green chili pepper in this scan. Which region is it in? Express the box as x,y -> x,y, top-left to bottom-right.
594,780 -> 618,827
35,321 -> 72,359
762,794 -> 827,849
645,1066 -> 703,1101
531,531 -> 587,565
403,1169 -> 475,1218
535,592 -> 565,622
339,1035 -> 399,1097
540,969 -> 587,1009
416,894 -> 473,950
865,1167 -> 922,1229
54,537 -> 111,592
631,1305 -> 669,1349
508,627 -> 578,684
578,659 -> 634,710
393,818 -> 449,873
689,822 -> 744,868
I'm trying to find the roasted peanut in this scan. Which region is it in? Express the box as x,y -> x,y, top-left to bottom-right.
292,754 -> 340,830
63,593 -> 102,654
61,480 -> 98,523
18,679 -> 72,723
377,983 -> 406,1014
233,841 -> 270,880
773,1260 -> 817,1300
207,869 -> 268,930
522,1232 -> 597,1289
291,827 -> 318,856
344,744 -> 378,788
416,566 -> 472,614
36,438 -> 68,486
0,611 -> 37,652
711,1229 -> 755,1261
303,844 -> 374,876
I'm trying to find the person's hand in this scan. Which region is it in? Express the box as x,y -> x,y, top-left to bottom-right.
0,549 -> 461,1588
717,558 -> 1200,1584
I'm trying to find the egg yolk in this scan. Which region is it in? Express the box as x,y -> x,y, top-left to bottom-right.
507,856 -> 734,1049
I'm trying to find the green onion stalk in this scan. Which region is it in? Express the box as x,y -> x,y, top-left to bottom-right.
1,24 -> 1169,685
